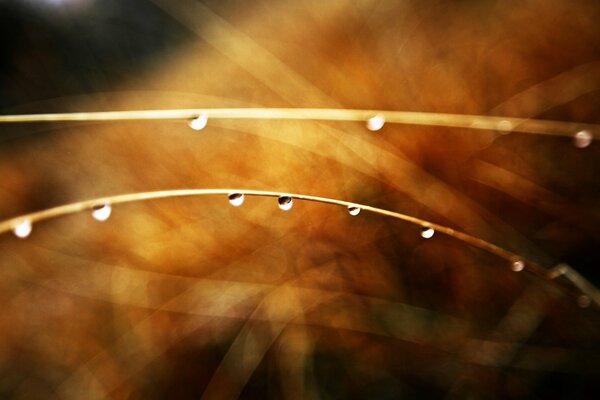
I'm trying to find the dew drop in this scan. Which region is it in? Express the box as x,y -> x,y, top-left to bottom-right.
366,114 -> 385,131
92,203 -> 112,221
421,226 -> 435,239
13,219 -> 32,239
512,260 -> 525,272
278,196 -> 293,211
496,119 -> 513,133
577,295 -> 591,308
188,113 -> 208,131
573,130 -> 592,148
348,206 -> 361,216
228,193 -> 244,207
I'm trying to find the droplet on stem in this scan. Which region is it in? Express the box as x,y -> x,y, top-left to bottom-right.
13,219 -> 32,239
348,206 -> 361,216
366,114 -> 385,131
188,113 -> 208,131
92,203 -> 112,221
496,120 -> 513,133
228,193 -> 244,207
421,226 -> 435,239
577,295 -> 591,308
573,130 -> 592,148
512,260 -> 525,272
278,196 -> 293,211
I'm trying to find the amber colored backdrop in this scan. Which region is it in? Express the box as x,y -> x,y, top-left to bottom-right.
0,0 -> 599,398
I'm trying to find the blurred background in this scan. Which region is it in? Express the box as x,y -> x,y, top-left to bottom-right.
0,0 -> 599,398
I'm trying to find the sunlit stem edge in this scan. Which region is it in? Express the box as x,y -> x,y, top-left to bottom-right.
0,108 -> 597,138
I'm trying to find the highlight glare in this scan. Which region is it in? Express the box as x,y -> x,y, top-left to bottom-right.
12,219 -> 32,239
188,113 -> 208,130
512,260 -> 525,272
228,193 -> 245,207
366,114 -> 385,131
91,204 -> 112,221
574,130 -> 593,148
278,196 -> 293,211
421,227 -> 435,239
348,206 -> 361,216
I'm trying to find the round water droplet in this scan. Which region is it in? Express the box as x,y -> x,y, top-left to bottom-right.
366,114 -> 385,131
573,130 -> 592,148
348,206 -> 361,216
228,193 -> 244,207
512,260 -> 525,272
496,120 -> 513,133
188,113 -> 208,131
577,295 -> 591,308
92,203 -> 112,221
278,196 -> 293,211
13,219 -> 32,239
421,227 -> 435,239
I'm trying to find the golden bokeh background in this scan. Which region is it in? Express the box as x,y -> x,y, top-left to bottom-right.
0,0 -> 599,398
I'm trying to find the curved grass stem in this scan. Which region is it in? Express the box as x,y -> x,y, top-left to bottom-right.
0,108 -> 597,138
0,188 -> 597,307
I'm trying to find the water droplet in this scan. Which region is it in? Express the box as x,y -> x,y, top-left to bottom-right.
512,260 -> 525,272
366,114 -> 385,131
421,227 -> 435,239
348,206 -> 361,216
92,203 -> 112,221
278,196 -> 293,211
573,130 -> 592,148
577,295 -> 591,308
13,219 -> 32,239
188,113 -> 208,131
228,193 -> 244,207
497,120 -> 513,133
